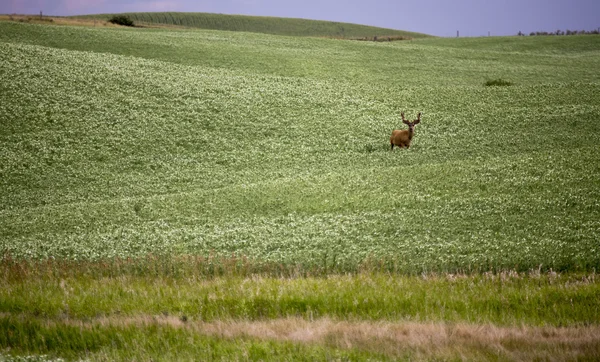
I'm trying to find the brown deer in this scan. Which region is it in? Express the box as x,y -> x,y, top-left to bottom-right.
390,112 -> 421,150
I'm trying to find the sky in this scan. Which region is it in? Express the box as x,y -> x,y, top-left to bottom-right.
2,0 -> 599,37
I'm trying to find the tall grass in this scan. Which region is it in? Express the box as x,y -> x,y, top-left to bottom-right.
2,258 -> 599,325
0,316 -> 386,361
3,316 -> 599,361
2,259 -> 599,360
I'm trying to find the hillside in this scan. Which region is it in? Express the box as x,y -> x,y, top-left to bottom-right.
1,20 -> 600,361
72,11 -> 432,38
1,20 -> 599,270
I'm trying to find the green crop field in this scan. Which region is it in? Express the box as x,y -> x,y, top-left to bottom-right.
73,12 -> 431,39
1,18 -> 600,361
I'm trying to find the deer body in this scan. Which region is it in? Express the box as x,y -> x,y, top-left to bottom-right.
390,112 -> 421,150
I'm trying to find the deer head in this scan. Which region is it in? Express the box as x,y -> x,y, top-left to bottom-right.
401,112 -> 421,131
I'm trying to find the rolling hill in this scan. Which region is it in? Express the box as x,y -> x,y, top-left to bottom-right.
72,11 -> 432,38
0,20 -> 599,271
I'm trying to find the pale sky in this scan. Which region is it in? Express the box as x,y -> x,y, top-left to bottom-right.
2,0 -> 599,37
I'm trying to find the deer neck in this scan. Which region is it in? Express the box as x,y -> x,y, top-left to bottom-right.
407,127 -> 414,140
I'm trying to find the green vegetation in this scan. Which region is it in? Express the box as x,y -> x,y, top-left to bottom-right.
1,21 -> 599,272
484,78 -> 514,86
2,260 -> 599,360
107,15 -> 134,27
73,12 -> 431,38
1,315 -> 386,361
9,315 -> 597,362
0,19 -> 599,360
2,260 -> 599,325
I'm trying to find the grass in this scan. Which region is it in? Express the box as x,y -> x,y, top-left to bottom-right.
2,316 -> 599,361
2,260 -> 599,325
0,19 -> 599,360
72,12 -> 432,38
2,261 -> 599,360
1,316 -> 384,361
0,15 -> 121,28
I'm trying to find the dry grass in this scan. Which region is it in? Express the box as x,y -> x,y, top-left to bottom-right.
140,317 -> 600,360
0,14 -> 114,27
0,14 -> 183,29
14,314 -> 600,361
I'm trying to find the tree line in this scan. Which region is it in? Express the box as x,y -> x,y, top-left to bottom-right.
518,29 -> 600,36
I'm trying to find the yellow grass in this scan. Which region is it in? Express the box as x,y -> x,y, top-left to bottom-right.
0,14 -> 182,29
0,14 -> 111,27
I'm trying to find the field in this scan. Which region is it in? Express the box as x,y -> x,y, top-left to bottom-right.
1,18 -> 600,360
72,12 -> 430,39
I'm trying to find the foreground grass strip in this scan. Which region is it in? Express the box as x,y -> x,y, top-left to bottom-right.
0,316 -> 378,361
2,260 -> 599,326
2,316 -> 599,361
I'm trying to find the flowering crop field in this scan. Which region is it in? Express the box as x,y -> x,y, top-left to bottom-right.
1,21 -> 600,272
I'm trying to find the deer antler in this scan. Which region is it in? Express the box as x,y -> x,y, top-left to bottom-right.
401,112 -> 408,124
415,112 -> 422,124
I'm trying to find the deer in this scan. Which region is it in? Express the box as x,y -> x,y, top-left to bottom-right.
390,112 -> 421,150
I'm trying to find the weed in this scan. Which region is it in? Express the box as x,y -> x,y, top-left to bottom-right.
484,78 -> 514,86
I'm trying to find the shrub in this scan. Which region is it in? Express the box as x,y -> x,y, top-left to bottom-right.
349,35 -> 412,42
484,78 -> 514,87
108,15 -> 135,27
